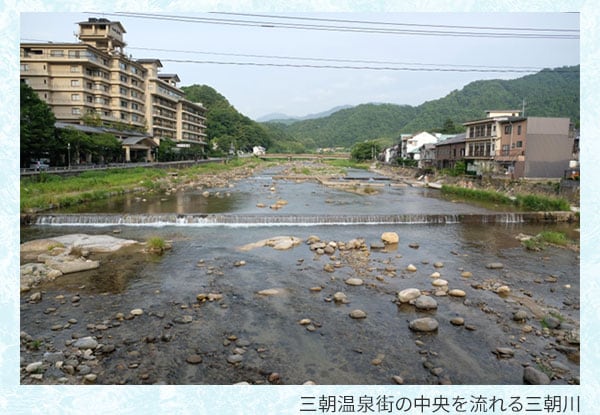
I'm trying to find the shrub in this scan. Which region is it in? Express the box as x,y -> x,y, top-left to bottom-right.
146,236 -> 167,254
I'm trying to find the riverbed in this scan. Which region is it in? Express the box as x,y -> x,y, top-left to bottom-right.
20,163 -> 580,385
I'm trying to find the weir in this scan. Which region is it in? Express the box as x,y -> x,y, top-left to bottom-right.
25,211 -> 576,227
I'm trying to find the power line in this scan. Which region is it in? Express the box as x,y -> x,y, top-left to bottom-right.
211,11 -> 579,33
102,12 -> 578,39
159,58 -> 578,73
128,46 -> 548,71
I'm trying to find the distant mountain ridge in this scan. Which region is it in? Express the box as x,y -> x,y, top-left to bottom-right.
256,105 -> 353,124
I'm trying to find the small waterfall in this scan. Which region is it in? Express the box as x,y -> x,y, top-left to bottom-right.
29,212 -> 534,227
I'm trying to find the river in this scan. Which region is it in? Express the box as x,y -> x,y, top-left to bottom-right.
20,163 -> 580,385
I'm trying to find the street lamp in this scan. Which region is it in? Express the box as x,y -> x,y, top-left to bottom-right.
67,142 -> 71,170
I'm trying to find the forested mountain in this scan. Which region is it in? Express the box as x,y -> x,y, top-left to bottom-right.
266,103 -> 418,150
261,65 -> 579,151
181,66 -> 578,154
180,84 -> 273,154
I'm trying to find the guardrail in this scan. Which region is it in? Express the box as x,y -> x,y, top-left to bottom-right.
20,159 -> 226,177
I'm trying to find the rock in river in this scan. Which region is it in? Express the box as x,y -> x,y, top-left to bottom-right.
349,309 -> 367,319
398,288 -> 421,303
345,278 -> 364,286
381,232 -> 399,244
409,317 -> 439,332
448,289 -> 466,297
73,336 -> 98,350
523,366 -> 550,385
414,295 -> 438,310
257,288 -> 283,296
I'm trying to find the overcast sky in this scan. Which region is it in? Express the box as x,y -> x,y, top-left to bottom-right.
20,11 -> 579,120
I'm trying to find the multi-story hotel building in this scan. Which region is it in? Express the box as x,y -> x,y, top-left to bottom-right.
20,17 -> 207,162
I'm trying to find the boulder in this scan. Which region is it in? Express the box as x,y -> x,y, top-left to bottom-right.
523,366 -> 551,385
409,317 -> 439,332
414,295 -> 438,310
381,232 -> 399,244
398,288 -> 421,303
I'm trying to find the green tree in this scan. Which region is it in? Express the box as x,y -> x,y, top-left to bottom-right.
20,82 -> 56,167
181,84 -> 274,152
351,141 -> 381,161
60,127 -> 92,165
90,132 -> 122,163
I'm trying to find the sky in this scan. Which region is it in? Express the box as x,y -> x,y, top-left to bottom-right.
20,11 -> 580,120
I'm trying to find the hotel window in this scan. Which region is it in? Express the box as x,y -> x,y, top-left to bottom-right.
50,50 -> 64,57
517,125 -> 522,135
72,108 -> 81,115
504,125 -> 512,134
20,64 -> 29,71
120,75 -> 128,83
68,50 -> 81,58
71,80 -> 80,87
120,100 -> 128,108
119,62 -> 127,70
70,65 -> 79,73
71,94 -> 80,101
516,141 -> 523,148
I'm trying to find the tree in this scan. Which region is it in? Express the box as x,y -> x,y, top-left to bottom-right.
20,82 -> 56,167
181,84 -> 275,152
351,141 -> 381,162
60,127 -> 92,165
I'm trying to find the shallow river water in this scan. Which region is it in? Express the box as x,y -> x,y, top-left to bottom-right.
20,164 -> 580,385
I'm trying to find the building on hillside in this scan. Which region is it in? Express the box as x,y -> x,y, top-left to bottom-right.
462,110 -> 522,176
495,116 -> 572,179
434,133 -> 466,170
20,17 -> 207,162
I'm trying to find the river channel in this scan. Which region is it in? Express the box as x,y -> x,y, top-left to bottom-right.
20,163 -> 580,385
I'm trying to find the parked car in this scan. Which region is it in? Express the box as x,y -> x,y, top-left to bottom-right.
30,159 -> 50,171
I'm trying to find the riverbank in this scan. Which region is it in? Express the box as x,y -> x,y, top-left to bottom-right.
371,164 -> 579,213
20,158 -> 271,214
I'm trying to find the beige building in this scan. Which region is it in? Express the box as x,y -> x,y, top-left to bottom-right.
462,110 -> 523,176
20,17 -> 207,162
496,116 -> 572,179
462,110 -> 573,178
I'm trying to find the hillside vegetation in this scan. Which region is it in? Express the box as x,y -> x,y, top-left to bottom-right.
180,66 -> 579,154
261,65 -> 579,151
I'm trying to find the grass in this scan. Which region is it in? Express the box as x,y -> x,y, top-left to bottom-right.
21,167 -> 167,212
20,159 -> 263,213
522,231 -> 572,251
325,159 -> 371,170
146,236 -> 166,251
441,185 -> 571,212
